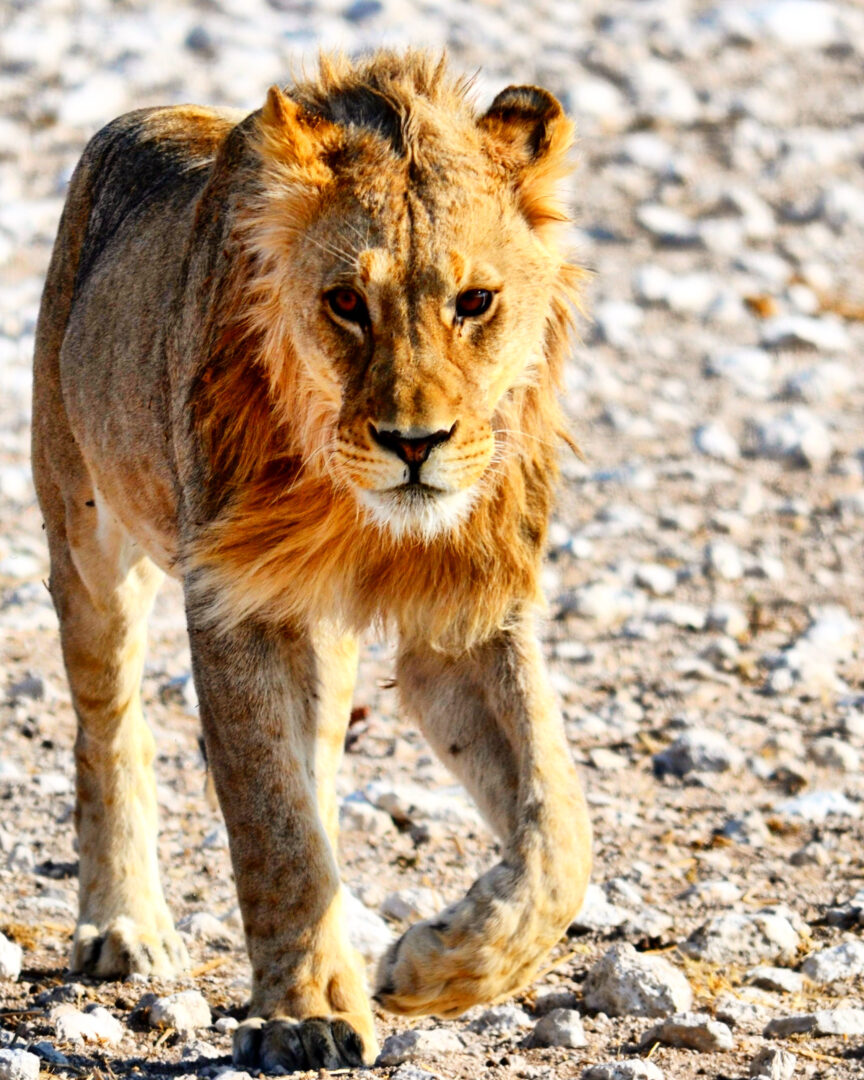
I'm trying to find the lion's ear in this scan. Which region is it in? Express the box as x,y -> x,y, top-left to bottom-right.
257,84 -> 337,171
479,86 -> 574,236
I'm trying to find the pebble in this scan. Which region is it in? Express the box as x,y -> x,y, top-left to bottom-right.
747,407 -> 833,469
706,603 -> 749,638
528,1008 -> 587,1049
715,989 -> 773,1034
693,423 -> 739,463
340,794 -> 397,835
583,943 -> 693,1018
29,1043 -> 68,1066
594,301 -> 644,349
800,939 -> 864,984
704,347 -> 774,398
640,1012 -> 734,1052
783,360 -> 856,403
381,887 -> 443,922
582,1060 -> 664,1080
653,729 -> 743,777
466,1004 -> 533,1035
764,1007 -> 864,1038
636,205 -> 700,246
645,602 -> 706,631
376,1028 -> 463,1066
0,933 -> 22,981
681,911 -> 800,964
561,582 -> 645,628
177,911 -> 235,943
749,1046 -> 796,1080
809,736 -> 860,772
51,1004 -> 124,1045
0,1050 -> 39,1080
761,314 -> 851,353
180,1039 -> 222,1060
704,541 -> 745,581
148,990 -> 211,1033
775,789 -> 860,821
343,886 -> 393,963
6,843 -> 35,873
363,781 -> 483,830
390,1066 -> 440,1080
634,563 -> 677,597
569,883 -> 632,933
746,966 -> 805,994
681,879 -> 742,906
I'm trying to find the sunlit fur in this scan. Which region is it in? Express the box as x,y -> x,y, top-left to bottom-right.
190,50 -> 584,652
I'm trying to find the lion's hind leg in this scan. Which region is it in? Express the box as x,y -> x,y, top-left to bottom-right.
34,455 -> 186,977
376,621 -> 591,1017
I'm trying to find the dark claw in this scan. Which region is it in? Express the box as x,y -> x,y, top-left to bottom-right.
235,1015 -> 367,1073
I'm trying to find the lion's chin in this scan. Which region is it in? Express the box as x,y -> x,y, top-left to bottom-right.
357,485 -> 476,543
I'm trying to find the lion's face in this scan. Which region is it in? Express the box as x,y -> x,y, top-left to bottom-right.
246,73 -> 573,541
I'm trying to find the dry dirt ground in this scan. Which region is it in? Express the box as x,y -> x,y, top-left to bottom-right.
2,2 -> 864,1079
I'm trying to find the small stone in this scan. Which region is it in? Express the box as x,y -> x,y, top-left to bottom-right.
637,204 -> 700,246
707,603 -> 749,638
30,1043 -> 69,1066
704,347 -> 774,397
466,1004 -> 532,1035
529,1008 -> 587,1048
809,737 -> 860,772
0,932 -> 22,981
581,1059 -> 664,1080
180,1039 -> 222,1060
390,1065 -> 440,1080
594,301 -> 644,349
0,1049 -> 40,1080
801,939 -> 864,984
340,795 -> 396,835
364,780 -> 482,830
790,840 -> 830,867
761,315 -> 851,353
681,911 -> 799,965
6,843 -> 35,873
681,879 -> 742,906
746,966 -> 805,993
641,1012 -> 734,1052
693,423 -> 740,462
775,790 -> 860,822
561,582 -> 645,628
715,989 -> 773,1034
343,887 -> 393,963
533,988 -> 579,1015
748,408 -> 833,468
570,883 -> 631,933
583,943 -> 693,1018
52,1004 -> 124,1045
149,990 -> 211,1033
764,1008 -> 864,1037
645,602 -> 706,631
215,1017 -> 239,1034
635,564 -> 678,597
376,1028 -> 463,1066
783,361 -> 855,403
381,888 -> 443,922
749,1045 -> 796,1080
653,729 -> 742,778
705,541 -> 745,581
177,912 -> 235,943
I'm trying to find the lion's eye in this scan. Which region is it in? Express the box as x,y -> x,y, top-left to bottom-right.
456,288 -> 494,319
326,288 -> 368,324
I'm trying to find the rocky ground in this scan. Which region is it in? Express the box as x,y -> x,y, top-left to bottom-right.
2,1 -> 864,1079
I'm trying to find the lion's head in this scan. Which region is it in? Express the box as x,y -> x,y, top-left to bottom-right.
192,51 -> 581,648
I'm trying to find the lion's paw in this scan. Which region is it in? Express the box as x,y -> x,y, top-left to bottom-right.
233,1015 -> 372,1072
70,916 -> 188,978
374,900 -> 544,1018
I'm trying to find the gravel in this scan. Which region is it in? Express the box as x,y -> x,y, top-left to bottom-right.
2,3 -> 864,1080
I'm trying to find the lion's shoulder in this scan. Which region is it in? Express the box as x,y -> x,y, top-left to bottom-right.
72,105 -> 244,287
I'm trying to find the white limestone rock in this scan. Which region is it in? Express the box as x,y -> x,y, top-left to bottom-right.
583,943 -> 693,1018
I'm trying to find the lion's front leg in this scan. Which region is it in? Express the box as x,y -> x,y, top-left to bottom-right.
186,604 -> 377,1070
375,621 -> 591,1018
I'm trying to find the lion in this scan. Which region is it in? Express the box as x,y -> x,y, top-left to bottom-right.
31,51 -> 592,1071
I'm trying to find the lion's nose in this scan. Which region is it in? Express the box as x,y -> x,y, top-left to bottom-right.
369,423 -> 455,468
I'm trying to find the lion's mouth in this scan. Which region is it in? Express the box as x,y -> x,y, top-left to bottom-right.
357,483 -> 476,541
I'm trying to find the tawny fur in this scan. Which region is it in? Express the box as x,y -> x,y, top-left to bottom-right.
31,51 -> 592,1072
